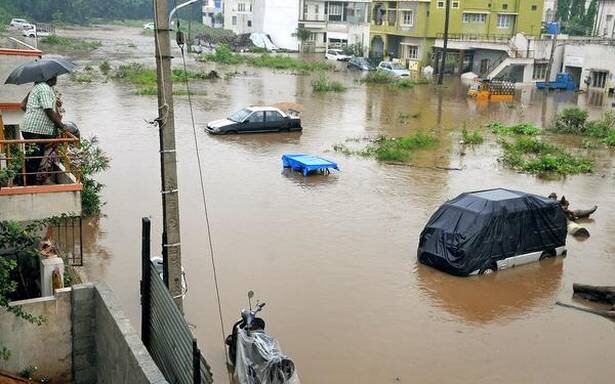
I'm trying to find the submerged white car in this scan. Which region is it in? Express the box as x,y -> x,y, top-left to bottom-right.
325,49 -> 351,61
377,61 -> 411,77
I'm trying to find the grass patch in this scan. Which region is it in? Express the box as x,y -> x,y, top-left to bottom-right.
312,75 -> 346,93
133,86 -> 206,96
500,137 -> 593,175
99,60 -> 111,75
199,44 -> 332,72
361,71 -> 429,90
488,122 -> 541,136
461,127 -> 484,144
69,72 -> 94,83
551,107 -> 588,134
334,133 -> 437,163
40,34 -> 101,51
111,63 -> 206,86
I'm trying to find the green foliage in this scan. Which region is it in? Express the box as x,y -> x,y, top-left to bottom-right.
552,107 -> 589,134
40,34 -> 101,51
500,137 -> 594,175
361,72 -> 429,90
69,137 -> 110,217
0,221 -> 47,325
461,127 -> 484,144
488,122 -> 541,136
99,60 -> 111,75
370,133 -> 437,162
200,45 -> 333,71
0,146 -> 24,188
312,74 -> 346,93
342,43 -> 364,57
69,72 -> 94,83
294,27 -> 311,42
604,129 -> 615,147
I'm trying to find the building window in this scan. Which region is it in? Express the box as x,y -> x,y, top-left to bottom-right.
405,45 -> 419,59
232,16 -> 237,25
531,5 -> 537,11
592,71 -> 608,88
401,10 -> 414,27
497,14 -> 515,28
437,1 -> 445,8
315,5 -> 319,14
328,3 -> 343,22
502,4 -> 508,10
237,2 -> 251,12
533,63 -> 548,80
247,20 -> 252,27
463,13 -> 487,23
452,1 -> 460,9
303,3 -> 308,15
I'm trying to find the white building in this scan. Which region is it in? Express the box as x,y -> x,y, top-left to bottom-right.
202,0 -> 223,28
593,0 -> 615,38
223,0 -> 299,50
298,1 -> 371,54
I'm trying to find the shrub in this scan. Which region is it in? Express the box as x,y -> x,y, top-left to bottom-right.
461,127 -> 484,144
312,75 -> 346,93
488,122 -> 540,135
200,44 -> 244,65
552,107 -> 589,134
99,60 -> 111,75
604,129 -> 615,147
367,133 -> 437,163
500,137 -> 593,175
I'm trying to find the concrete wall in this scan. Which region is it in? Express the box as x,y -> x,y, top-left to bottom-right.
0,284 -> 168,384
255,0 -> 299,50
0,190 -> 81,222
563,43 -> 615,91
0,288 -> 73,382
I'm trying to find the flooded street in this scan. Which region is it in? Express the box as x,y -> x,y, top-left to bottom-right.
58,26 -> 615,383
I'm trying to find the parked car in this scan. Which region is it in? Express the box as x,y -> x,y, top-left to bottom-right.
377,61 -> 410,77
9,18 -> 29,29
347,57 -> 375,71
325,49 -> 351,61
418,188 -> 568,276
143,22 -> 155,30
206,106 -> 302,134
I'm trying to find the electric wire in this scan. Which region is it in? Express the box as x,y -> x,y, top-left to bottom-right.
173,8 -> 232,378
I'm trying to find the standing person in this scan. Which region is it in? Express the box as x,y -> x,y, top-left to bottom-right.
20,75 -> 65,184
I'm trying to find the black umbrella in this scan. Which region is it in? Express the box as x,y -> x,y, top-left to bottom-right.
4,58 -> 77,85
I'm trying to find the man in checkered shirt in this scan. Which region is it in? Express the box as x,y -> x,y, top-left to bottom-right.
20,75 -> 66,184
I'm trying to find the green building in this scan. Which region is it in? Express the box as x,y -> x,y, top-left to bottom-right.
370,0 -> 544,73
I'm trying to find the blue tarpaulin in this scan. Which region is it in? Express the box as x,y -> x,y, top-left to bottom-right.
282,154 -> 339,176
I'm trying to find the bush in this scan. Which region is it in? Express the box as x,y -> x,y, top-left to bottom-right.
552,107 -> 589,134
200,44 -> 244,65
99,60 -> 111,75
500,137 -> 593,175
604,129 -> 615,147
312,75 -> 346,93
361,71 -> 429,89
461,127 -> 484,144
488,122 -> 541,135
69,137 -> 110,217
368,133 -> 437,163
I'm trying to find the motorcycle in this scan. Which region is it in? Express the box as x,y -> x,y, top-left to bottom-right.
225,291 -> 299,384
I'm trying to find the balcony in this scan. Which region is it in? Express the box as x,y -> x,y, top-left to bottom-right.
0,131 -> 82,221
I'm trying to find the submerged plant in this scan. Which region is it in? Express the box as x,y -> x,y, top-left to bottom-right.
551,107 -> 589,134
461,127 -> 484,144
488,122 -> 540,136
312,74 -> 346,93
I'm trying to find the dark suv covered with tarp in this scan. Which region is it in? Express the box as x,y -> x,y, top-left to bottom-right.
418,188 -> 567,276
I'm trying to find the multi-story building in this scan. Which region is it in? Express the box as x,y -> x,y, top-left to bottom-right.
223,0 -> 299,50
593,0 -> 615,38
298,1 -> 371,53
370,1 -> 544,74
202,0 -> 223,28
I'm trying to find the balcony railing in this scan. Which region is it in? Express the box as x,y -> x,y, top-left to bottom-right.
0,131 -> 81,192
436,33 -> 513,42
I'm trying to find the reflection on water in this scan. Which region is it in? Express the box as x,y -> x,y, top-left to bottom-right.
417,258 -> 563,324
60,26 -> 615,384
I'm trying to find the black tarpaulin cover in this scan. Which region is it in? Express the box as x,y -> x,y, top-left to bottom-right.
417,188 -> 567,276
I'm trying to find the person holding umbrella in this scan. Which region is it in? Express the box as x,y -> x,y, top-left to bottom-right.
5,58 -> 76,184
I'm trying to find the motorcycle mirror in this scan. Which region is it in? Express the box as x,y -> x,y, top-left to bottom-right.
248,290 -> 254,311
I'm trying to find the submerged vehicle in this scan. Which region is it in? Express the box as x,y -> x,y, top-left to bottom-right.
536,72 -> 576,91
325,49 -> 351,61
347,57 -> 375,71
206,106 -> 302,134
377,61 -> 410,77
418,188 -> 567,276
467,78 -> 514,101
226,291 -> 299,384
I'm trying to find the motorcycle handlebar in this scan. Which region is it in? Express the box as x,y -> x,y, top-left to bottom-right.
256,302 -> 266,311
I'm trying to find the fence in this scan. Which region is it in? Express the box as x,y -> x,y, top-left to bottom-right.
140,218 -> 214,384
49,215 -> 83,266
0,131 -> 80,188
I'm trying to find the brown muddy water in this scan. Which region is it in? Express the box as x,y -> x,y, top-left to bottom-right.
52,26 -> 615,383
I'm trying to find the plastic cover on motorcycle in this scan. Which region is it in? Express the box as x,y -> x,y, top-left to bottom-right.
235,328 -> 300,384
417,188 -> 567,276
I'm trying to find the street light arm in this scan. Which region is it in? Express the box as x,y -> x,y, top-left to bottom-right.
169,0 -> 201,28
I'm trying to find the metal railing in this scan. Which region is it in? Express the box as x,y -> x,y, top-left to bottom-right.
436,33 -> 513,42
49,216 -> 83,266
0,131 -> 80,188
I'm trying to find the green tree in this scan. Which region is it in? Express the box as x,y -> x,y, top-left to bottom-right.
557,0 -> 571,22
584,0 -> 598,33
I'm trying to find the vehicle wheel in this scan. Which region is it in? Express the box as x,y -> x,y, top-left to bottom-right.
539,249 -> 556,260
225,130 -> 238,135
479,263 -> 497,275
279,127 -> 290,133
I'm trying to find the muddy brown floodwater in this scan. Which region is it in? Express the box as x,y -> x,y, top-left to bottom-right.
54,26 -> 615,384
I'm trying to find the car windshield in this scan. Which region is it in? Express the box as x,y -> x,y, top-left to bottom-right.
229,108 -> 252,122
391,63 -> 406,70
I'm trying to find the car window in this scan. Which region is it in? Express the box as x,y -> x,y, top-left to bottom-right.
247,111 -> 265,123
265,111 -> 283,121
327,50 -> 336,55
229,108 -> 252,122
382,63 -> 391,69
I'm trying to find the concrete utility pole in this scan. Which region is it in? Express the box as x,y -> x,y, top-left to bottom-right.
438,0 -> 451,85
154,0 -> 184,310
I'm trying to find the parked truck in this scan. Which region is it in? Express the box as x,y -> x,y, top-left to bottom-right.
536,72 -> 576,91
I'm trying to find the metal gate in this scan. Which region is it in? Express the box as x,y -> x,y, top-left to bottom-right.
140,218 -> 213,384
50,215 -> 83,266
